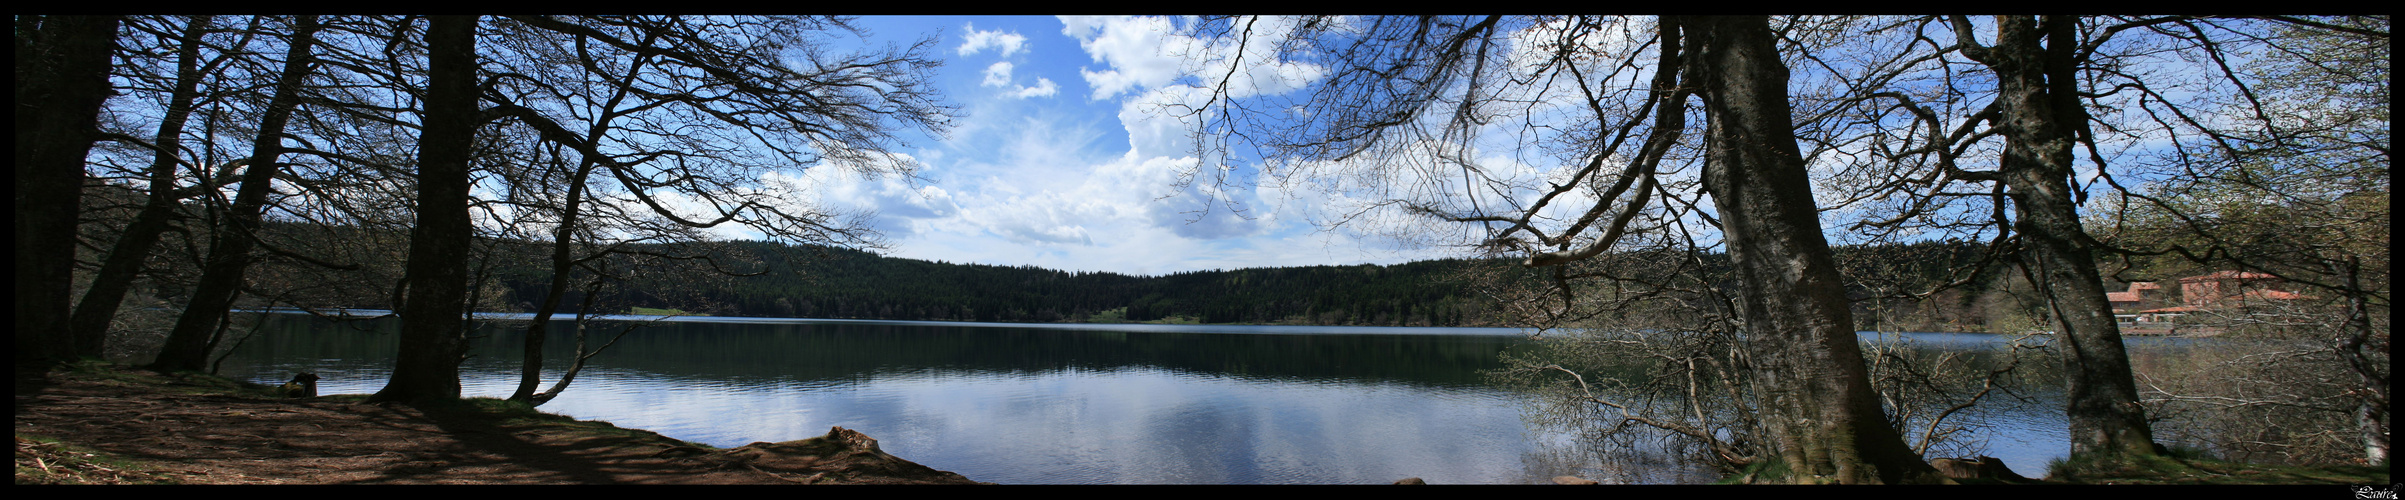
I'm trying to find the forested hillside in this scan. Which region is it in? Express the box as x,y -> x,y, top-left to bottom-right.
193,219 -> 2043,329
475,238 -> 2029,330
179,220 -> 2038,329
570,241 -> 1509,326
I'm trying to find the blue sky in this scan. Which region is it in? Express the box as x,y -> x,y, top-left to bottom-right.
738,16 -> 1453,277
702,16 -> 2236,278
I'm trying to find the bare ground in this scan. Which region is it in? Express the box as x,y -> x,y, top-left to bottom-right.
14,363 -> 988,485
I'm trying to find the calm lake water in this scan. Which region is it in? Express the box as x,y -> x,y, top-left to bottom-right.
207,313 -> 2208,484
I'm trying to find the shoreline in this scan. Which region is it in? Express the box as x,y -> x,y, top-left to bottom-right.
14,362 -> 988,485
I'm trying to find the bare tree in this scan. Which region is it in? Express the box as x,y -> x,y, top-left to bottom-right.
370,14 -> 479,404
1806,14 -> 2387,464
71,15 -> 223,359
471,15 -> 953,405
1175,15 -> 1938,483
71,15 -> 410,370
294,15 -> 956,403
2086,15 -> 2389,464
1947,14 -> 2160,460
17,15 -> 122,365
148,15 -> 325,373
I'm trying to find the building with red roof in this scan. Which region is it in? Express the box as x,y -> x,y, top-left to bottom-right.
2112,271 -> 2313,334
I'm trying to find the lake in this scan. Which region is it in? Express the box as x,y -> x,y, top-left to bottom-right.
207,313 -> 2203,484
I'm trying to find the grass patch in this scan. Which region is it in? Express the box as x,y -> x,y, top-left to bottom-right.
2045,447 -> 2389,485
1699,447 -> 2386,485
1140,315 -> 1204,325
406,396 -> 713,449
1084,307 -> 1129,323
48,363 -> 707,451
1714,458 -> 1792,484
55,358 -> 288,398
629,306 -> 706,316
14,434 -> 179,485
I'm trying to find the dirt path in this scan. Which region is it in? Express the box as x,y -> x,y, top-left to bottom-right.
14,366 -> 986,485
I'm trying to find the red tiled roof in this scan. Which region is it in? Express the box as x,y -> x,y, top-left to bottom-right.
2106,292 -> 2141,303
2241,289 -> 2312,301
2181,270 -> 2278,282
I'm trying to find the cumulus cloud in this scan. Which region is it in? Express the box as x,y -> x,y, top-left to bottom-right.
1064,16 -> 1187,100
866,16 -> 1435,274
982,61 -> 1015,87
982,61 -> 1059,99
956,23 -> 1028,57
1116,86 -> 1199,159
1011,78 -> 1059,98
963,189 -> 1103,246
1061,16 -> 1326,102
1102,153 -> 1267,241
768,153 -> 960,240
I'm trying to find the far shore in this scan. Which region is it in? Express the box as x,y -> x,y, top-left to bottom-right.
232,307 -> 2249,339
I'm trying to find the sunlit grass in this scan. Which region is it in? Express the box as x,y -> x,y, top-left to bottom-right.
629,306 -> 706,316
2044,446 -> 2389,485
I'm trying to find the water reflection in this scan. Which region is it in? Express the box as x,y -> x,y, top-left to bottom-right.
217,315 -> 1569,484
213,315 -> 2229,484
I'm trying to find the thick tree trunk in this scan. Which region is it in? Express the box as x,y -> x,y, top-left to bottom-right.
1984,15 -> 2158,459
150,15 -> 322,373
373,15 -> 480,404
70,16 -> 215,359
15,15 -> 121,365
1681,15 -> 1937,484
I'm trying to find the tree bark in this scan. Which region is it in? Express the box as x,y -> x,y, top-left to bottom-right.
500,27 -> 662,405
16,15 -> 122,365
2333,256 -> 2390,464
509,156 -> 598,403
1981,15 -> 2159,459
70,16 -> 215,359
1681,15 -> 1938,484
150,15 -> 322,373
528,279 -> 619,406
372,15 -> 480,404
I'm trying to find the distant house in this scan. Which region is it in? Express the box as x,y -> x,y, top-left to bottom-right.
2105,281 -> 2162,313
2111,271 -> 2311,333
2178,270 -> 2313,309
2106,281 -> 2176,328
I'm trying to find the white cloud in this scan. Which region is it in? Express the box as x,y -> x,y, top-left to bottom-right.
962,189 -> 1103,246
853,16 -> 1470,275
1061,16 -> 1190,101
956,23 -> 1028,57
1056,16 -> 1110,40
1011,78 -> 1059,98
982,61 -> 1015,87
1117,86 -> 1201,159
1061,16 -> 1328,102
982,61 -> 1058,99
770,153 -> 959,241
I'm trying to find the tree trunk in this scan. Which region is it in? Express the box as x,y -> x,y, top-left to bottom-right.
372,15 -> 480,404
15,15 -> 121,366
509,158 -> 599,403
529,279 -> 617,406
507,44 -> 651,403
150,15 -> 322,373
2334,257 -> 2390,464
70,16 -> 215,359
1983,15 -> 2158,459
1681,15 -> 1937,484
